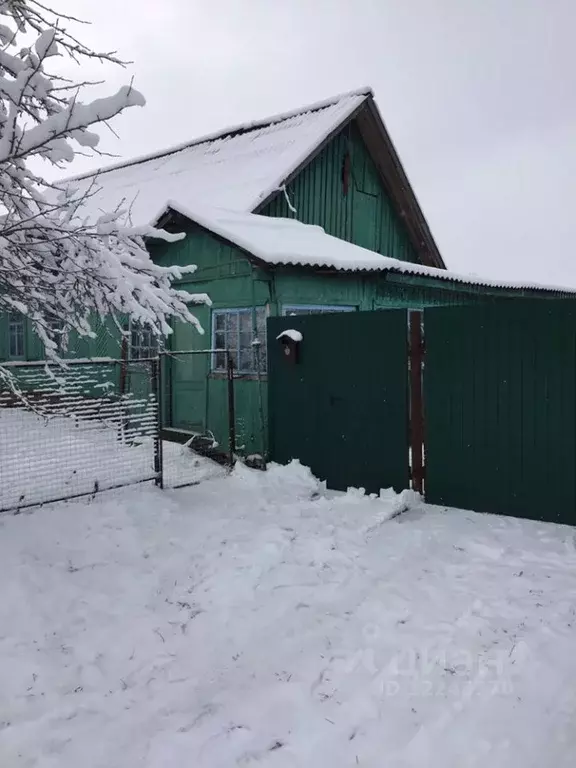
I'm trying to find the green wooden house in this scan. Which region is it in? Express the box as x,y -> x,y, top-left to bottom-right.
2,88 -> 574,455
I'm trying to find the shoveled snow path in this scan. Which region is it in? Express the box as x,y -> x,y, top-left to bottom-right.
1,462 -> 576,766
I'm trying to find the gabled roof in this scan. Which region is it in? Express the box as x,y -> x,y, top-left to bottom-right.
64,88 -> 370,223
63,87 -> 445,269
158,201 -> 576,296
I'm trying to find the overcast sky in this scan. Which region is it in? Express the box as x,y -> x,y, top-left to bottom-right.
56,0 -> 576,286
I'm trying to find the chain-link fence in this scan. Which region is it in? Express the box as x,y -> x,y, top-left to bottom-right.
0,358 -> 161,512
0,350 -> 240,511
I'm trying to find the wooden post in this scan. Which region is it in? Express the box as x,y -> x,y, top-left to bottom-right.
409,311 -> 425,495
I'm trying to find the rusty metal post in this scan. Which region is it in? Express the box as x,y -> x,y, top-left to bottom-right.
226,351 -> 236,466
409,311 -> 425,495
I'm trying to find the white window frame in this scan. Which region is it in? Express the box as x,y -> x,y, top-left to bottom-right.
211,307 -> 267,375
8,312 -> 25,358
282,304 -> 356,315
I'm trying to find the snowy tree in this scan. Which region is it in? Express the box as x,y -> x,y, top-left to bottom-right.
0,0 -> 208,362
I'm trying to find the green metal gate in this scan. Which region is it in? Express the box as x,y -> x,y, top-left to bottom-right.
424,300 -> 576,524
268,311 -> 409,494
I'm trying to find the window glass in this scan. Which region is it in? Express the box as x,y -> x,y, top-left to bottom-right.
9,312 -> 24,358
130,323 -> 158,359
211,308 -> 267,374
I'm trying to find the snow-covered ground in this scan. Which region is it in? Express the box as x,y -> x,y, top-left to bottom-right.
1,462 -> 576,766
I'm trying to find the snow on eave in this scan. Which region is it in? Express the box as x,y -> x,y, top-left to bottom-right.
275,256 -> 576,295
61,87 -> 373,187
382,262 -> 576,295
151,201 -> 576,296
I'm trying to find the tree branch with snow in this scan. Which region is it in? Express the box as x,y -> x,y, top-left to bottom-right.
0,0 -> 208,365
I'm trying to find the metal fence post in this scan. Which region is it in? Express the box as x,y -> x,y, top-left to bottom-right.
226,351 -> 236,466
151,357 -> 164,489
118,336 -> 129,443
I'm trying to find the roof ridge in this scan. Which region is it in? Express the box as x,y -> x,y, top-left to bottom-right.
62,86 -> 373,185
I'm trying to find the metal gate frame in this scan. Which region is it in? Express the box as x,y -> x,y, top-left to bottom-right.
0,357 -> 162,512
156,349 -> 237,490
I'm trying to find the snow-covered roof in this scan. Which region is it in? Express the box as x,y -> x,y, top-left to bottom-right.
160,202 -> 576,295
64,88 -> 371,225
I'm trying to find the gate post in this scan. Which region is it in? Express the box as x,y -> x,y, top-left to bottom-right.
409,311 -> 425,494
226,351 -> 236,466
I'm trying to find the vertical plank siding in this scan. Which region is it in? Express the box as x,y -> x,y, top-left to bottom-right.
261,123 -> 418,263
424,301 -> 576,524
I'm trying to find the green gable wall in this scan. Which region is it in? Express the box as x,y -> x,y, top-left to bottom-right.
261,121 -> 418,263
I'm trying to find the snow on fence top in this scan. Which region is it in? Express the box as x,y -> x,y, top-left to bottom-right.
62,89 -> 371,225
157,202 -> 576,295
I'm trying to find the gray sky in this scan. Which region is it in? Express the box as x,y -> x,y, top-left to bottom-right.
56,0 -> 576,286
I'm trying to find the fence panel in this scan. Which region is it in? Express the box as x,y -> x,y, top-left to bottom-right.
424,300 -> 576,524
0,359 -> 160,512
268,311 -> 410,494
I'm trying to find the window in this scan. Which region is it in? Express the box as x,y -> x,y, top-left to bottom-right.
282,304 -> 356,316
9,312 -> 24,358
130,323 -> 158,360
212,307 -> 267,374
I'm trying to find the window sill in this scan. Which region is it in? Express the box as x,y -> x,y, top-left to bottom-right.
209,371 -> 268,382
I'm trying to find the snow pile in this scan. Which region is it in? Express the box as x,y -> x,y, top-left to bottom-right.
232,458 -> 321,502
1,464 -> 576,766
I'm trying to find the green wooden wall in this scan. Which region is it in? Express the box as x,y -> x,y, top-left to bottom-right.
149,226 -> 271,456
261,122 -> 418,263
0,313 -> 121,362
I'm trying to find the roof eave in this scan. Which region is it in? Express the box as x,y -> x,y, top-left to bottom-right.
357,99 -> 446,270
